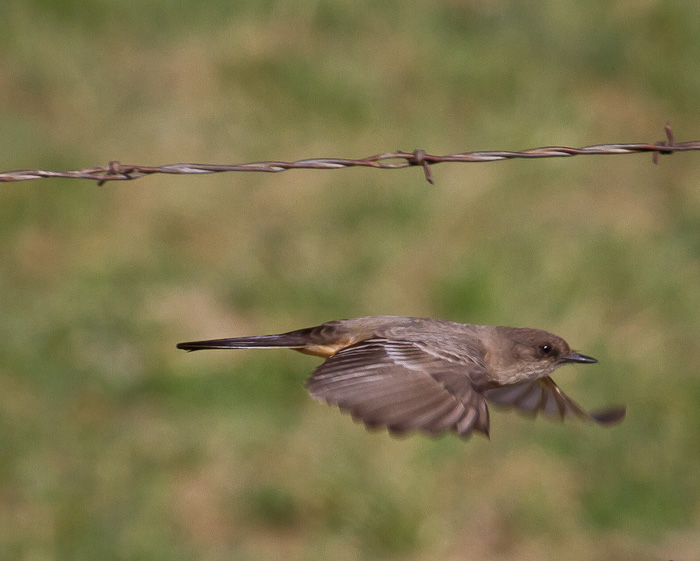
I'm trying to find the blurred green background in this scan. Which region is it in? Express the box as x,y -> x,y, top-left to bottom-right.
2,1 -> 700,560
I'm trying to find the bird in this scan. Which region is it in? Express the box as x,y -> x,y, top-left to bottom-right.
176,316 -> 626,439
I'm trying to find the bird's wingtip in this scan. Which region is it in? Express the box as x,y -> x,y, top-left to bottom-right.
591,405 -> 626,426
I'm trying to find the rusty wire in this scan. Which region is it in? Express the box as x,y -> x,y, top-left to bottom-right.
0,124 -> 695,186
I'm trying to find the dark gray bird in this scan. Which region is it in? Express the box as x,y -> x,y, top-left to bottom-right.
177,316 -> 625,438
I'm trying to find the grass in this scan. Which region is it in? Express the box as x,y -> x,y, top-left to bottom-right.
2,1 -> 700,560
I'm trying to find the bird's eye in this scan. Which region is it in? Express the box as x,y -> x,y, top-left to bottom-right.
539,344 -> 553,356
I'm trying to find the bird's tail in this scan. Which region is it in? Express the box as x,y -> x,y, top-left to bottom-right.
176,332 -> 310,352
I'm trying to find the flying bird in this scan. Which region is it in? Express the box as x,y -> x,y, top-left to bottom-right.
177,316 -> 625,438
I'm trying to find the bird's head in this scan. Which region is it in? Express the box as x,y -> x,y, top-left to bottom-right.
487,327 -> 597,384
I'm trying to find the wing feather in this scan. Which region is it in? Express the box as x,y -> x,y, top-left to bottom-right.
306,339 -> 490,437
485,376 -> 625,426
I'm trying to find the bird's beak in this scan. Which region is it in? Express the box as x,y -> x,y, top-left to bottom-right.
562,352 -> 598,364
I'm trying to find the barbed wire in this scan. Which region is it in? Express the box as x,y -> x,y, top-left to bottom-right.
0,124 -> 696,185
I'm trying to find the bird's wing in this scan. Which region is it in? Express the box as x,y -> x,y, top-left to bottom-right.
484,376 -> 625,426
306,338 -> 490,437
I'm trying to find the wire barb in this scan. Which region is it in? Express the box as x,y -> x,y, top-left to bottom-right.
0,124 -> 696,185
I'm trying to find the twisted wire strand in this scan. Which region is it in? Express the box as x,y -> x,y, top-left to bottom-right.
0,124 -> 693,185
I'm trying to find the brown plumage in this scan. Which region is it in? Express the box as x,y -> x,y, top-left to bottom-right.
177,316 -> 626,438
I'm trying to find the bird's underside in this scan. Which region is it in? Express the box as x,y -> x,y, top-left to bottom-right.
177,317 -> 626,439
